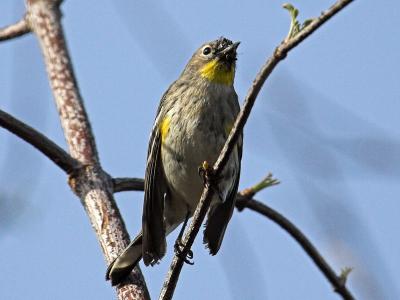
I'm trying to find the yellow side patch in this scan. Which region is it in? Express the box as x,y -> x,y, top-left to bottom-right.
224,122 -> 233,137
160,116 -> 171,143
200,59 -> 234,85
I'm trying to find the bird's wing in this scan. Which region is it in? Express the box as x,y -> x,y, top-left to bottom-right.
203,89 -> 243,254
142,97 -> 170,266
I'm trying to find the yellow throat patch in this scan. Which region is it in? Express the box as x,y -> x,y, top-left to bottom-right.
200,60 -> 234,85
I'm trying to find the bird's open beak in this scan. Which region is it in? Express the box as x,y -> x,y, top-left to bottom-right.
217,41 -> 240,64
218,41 -> 240,57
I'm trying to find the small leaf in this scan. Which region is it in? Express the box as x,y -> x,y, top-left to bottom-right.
283,3 -> 298,18
283,3 -> 301,41
339,267 -> 353,285
283,3 -> 316,41
251,173 -> 280,194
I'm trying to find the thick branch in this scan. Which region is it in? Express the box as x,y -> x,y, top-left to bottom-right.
159,1 -> 354,299
236,197 -> 354,300
26,0 -> 98,164
0,109 -> 79,173
23,0 -> 149,299
0,18 -> 30,42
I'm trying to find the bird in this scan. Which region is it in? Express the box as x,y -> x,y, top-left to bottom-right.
106,37 -> 243,286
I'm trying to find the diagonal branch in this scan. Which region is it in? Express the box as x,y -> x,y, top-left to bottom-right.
0,18 -> 30,42
0,109 -> 79,173
235,197 -> 355,300
159,1 -> 354,299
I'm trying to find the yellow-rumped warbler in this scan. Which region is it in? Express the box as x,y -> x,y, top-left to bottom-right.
106,37 -> 242,285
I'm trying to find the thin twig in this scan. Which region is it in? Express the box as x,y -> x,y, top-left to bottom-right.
22,0 -> 149,299
113,177 -> 145,193
0,18 -> 30,42
0,109 -> 79,173
159,1 -> 354,299
235,197 -> 355,300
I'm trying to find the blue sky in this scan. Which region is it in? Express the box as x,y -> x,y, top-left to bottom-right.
1,0 -> 399,299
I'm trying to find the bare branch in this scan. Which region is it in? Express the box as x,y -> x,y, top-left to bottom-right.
113,177 -> 145,193
0,109 -> 79,173
0,18 -> 30,42
235,197 -> 355,300
22,0 -> 149,298
159,1 -> 354,299
26,0 -> 98,164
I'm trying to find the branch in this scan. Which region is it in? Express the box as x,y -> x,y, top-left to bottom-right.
237,174 -> 353,299
0,109 -> 79,173
113,177 -> 145,193
235,197 -> 355,300
0,18 -> 30,42
159,1 -> 354,299
22,0 -> 149,299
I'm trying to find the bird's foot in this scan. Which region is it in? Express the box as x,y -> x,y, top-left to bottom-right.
174,239 -> 194,265
198,161 -> 221,187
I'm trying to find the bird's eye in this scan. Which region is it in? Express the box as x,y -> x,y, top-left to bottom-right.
202,46 -> 212,56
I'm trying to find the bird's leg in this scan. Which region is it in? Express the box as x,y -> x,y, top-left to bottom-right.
198,161 -> 210,186
174,210 -> 194,265
198,161 -> 223,185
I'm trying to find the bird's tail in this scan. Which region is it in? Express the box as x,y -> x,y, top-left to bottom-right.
203,199 -> 235,255
106,234 -> 143,286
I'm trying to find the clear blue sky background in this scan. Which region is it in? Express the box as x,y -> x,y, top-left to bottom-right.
1,1 -> 399,299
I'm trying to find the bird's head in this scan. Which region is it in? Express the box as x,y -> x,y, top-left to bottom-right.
184,37 -> 240,86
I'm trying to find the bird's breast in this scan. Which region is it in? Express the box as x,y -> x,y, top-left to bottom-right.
160,90 -> 237,209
